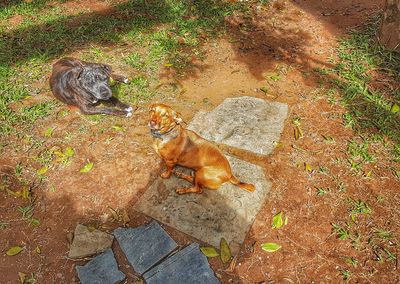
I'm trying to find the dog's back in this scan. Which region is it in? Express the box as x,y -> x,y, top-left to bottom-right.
50,57 -> 84,105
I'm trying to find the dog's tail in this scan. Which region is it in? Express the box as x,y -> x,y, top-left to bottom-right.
229,175 -> 255,192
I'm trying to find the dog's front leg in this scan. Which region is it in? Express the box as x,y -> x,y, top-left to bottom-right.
106,97 -> 135,113
161,160 -> 175,179
80,104 -> 130,117
110,73 -> 129,84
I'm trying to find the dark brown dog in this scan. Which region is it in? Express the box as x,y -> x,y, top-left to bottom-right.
149,103 -> 255,194
50,57 -> 133,116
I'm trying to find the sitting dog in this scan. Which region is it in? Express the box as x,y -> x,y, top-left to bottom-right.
50,57 -> 133,116
149,103 -> 255,194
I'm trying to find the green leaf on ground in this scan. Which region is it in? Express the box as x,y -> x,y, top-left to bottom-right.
6,246 -> 23,256
43,127 -> 55,137
261,242 -> 282,252
305,163 -> 313,172
37,166 -> 48,175
391,103 -> 399,114
260,87 -> 269,94
64,147 -> 75,158
272,211 -> 288,229
294,126 -> 303,140
220,238 -> 232,263
80,162 -> 94,173
112,125 -> 125,132
30,218 -> 40,227
270,74 -> 281,81
34,246 -> 41,254
200,247 -> 219,257
21,188 -> 30,199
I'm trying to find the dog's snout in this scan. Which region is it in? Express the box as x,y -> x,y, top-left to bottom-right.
99,86 -> 112,99
149,120 -> 157,128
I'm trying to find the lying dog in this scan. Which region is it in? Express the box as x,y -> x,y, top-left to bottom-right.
50,57 -> 133,116
149,103 -> 255,194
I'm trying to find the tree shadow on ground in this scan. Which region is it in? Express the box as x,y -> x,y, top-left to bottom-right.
1,0 -> 234,69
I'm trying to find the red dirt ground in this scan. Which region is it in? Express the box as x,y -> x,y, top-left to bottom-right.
1,0 -> 399,283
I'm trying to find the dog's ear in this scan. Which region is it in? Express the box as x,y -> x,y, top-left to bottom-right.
173,111 -> 183,124
72,66 -> 83,80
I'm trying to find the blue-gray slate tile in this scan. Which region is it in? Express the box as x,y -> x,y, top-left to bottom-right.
113,221 -> 178,274
143,243 -> 220,284
75,248 -> 125,284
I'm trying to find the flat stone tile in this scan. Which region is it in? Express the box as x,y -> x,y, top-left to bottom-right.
188,96 -> 288,156
76,248 -> 125,284
136,155 -> 271,254
113,221 -> 178,274
68,224 -> 114,259
143,243 -> 219,284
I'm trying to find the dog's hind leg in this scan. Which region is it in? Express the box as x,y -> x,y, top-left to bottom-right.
173,170 -> 194,183
175,168 -> 223,194
176,184 -> 203,194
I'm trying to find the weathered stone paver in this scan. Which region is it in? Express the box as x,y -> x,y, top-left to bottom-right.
188,96 -> 288,156
136,156 -> 271,254
136,97 -> 288,253
68,224 -> 114,259
113,221 -> 178,274
75,249 -> 125,284
143,243 -> 220,284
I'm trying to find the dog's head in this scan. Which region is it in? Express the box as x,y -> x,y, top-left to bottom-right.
148,104 -> 183,135
76,64 -> 113,100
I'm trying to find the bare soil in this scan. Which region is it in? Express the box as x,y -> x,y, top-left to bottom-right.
1,0 -> 399,283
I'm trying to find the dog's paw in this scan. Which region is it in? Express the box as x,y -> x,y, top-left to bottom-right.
160,171 -> 172,179
175,188 -> 186,195
123,78 -> 129,84
125,106 -> 133,112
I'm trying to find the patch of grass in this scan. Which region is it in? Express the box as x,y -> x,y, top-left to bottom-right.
316,187 -> 330,196
17,203 -> 40,227
348,198 -> 371,215
340,270 -> 351,281
17,204 -> 34,220
0,0 -> 61,20
344,257 -> 358,267
0,0 -> 247,137
20,102 -> 55,122
374,229 -> 393,240
346,138 -> 374,172
0,221 -> 9,230
332,223 -> 350,240
15,163 -> 23,178
318,22 -> 400,161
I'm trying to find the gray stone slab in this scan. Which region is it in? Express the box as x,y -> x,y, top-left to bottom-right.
136,155 -> 271,254
113,221 -> 178,274
188,96 -> 288,156
75,248 -> 125,284
68,224 -> 114,259
144,243 -> 220,284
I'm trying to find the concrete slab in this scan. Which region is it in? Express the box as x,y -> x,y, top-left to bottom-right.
188,96 -> 288,156
143,243 -> 220,284
75,248 -> 125,284
136,155 -> 271,254
113,221 -> 178,274
68,224 -> 114,259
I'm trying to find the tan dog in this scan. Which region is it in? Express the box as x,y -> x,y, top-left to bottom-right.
149,103 -> 255,194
